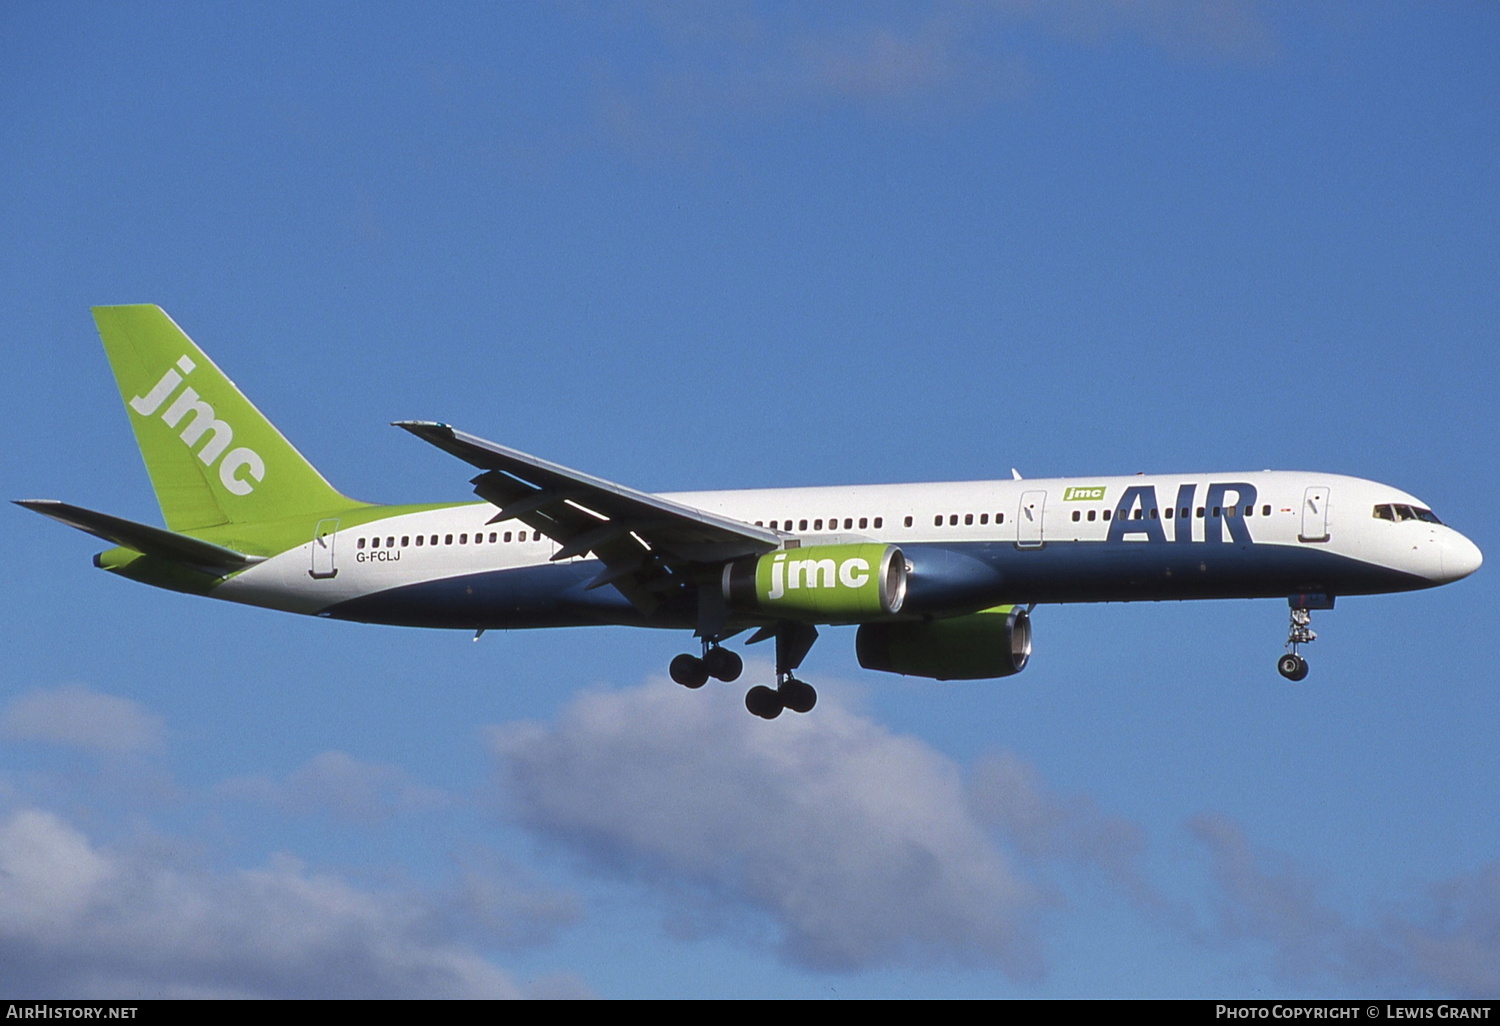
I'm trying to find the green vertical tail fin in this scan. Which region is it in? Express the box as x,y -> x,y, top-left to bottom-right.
93,305 -> 364,531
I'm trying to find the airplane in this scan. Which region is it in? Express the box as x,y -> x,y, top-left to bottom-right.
17,306 -> 1483,719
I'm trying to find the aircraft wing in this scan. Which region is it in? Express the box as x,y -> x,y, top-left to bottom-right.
395,422 -> 781,613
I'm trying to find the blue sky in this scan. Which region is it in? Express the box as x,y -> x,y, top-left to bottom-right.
3,1 -> 1497,999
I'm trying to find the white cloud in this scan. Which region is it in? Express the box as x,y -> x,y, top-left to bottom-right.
219,750 -> 450,824
0,807 -> 577,999
584,0 -> 1275,156
1191,813 -> 1500,997
968,750 -> 1169,914
1389,863 -> 1500,998
1,685 -> 165,754
488,679 -> 1049,975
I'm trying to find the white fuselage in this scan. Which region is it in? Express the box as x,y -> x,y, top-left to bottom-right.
214,470 -> 1482,629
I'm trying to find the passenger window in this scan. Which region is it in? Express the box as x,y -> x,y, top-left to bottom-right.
1212,508 -> 1220,518
445,535 -> 453,545
814,519 -> 823,531
1164,508 -> 1173,519
1262,505 -> 1271,517
964,513 -> 973,526
1181,508 -> 1190,519
859,517 -> 868,530
844,518 -> 854,530
1071,511 -> 1080,522
997,512 -> 1004,524
934,515 -> 943,527
1087,510 -> 1096,522
949,514 -> 959,526
430,535 -> 438,546
1102,510 -> 1111,521
799,519 -> 808,531
401,536 -> 410,547
459,534 -> 467,544
357,538 -> 366,550
873,517 -> 883,528
1196,508 -> 1205,519
386,537 -> 395,548
1244,505 -> 1253,517
980,513 -> 989,525
904,516 -> 913,528
1149,509 -> 1158,520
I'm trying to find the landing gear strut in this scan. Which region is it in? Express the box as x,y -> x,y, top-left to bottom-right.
1278,594 -> 1332,681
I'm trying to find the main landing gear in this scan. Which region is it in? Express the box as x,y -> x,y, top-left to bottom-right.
669,642 -> 743,689
1278,594 -> 1333,681
669,623 -> 819,719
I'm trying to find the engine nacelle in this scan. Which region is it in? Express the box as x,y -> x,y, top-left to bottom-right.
855,605 -> 1032,680
899,544 -> 1007,617
722,543 -> 907,622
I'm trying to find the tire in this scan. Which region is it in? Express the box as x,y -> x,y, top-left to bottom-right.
1277,654 -> 1308,682
670,653 -> 709,688
703,647 -> 743,683
745,685 -> 783,719
779,678 -> 817,714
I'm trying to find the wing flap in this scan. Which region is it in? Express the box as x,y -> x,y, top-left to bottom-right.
395,421 -> 783,618
395,422 -> 781,565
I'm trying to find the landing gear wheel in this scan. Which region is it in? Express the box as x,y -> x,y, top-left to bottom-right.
745,685 -> 784,720
778,678 -> 817,714
670,653 -> 709,689
703,646 -> 743,682
1277,653 -> 1309,681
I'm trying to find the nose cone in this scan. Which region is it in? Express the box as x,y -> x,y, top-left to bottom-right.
1441,531 -> 1483,582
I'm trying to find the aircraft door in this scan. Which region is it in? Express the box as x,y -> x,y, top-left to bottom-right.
1299,487 -> 1330,543
310,518 -> 340,578
1017,490 -> 1047,549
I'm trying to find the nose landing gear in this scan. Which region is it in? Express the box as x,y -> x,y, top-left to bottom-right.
1278,594 -> 1333,681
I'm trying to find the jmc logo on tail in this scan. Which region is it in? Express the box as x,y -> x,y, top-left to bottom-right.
129,357 -> 266,495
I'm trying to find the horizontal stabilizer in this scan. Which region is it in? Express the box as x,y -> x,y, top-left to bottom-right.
14,500 -> 263,572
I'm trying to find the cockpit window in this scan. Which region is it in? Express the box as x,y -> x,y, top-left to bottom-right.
1373,503 -> 1442,524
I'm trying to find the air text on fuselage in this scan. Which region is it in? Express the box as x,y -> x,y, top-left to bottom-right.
1105,482 -> 1259,545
